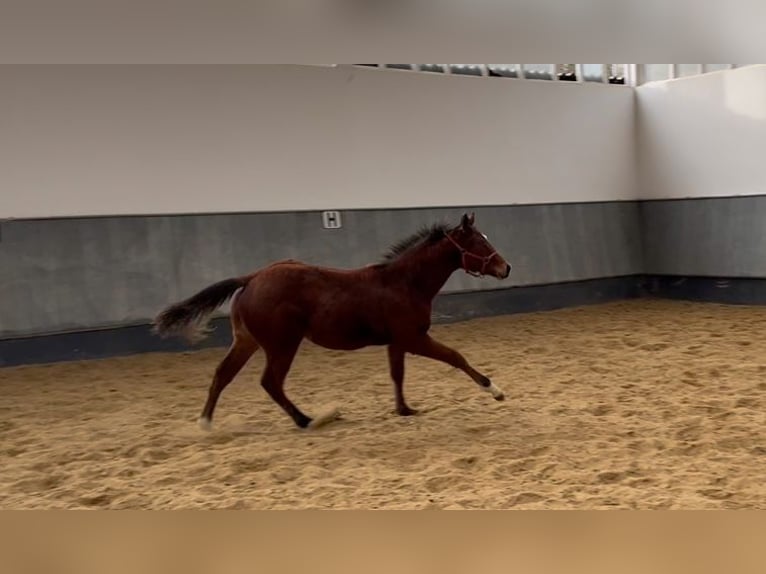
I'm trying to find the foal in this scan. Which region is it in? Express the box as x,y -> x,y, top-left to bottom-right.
153,212 -> 511,429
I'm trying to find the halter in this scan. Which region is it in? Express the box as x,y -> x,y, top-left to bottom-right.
445,231 -> 497,277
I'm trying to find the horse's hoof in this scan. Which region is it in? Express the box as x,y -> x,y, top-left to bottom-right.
484,382 -> 506,401
397,406 -> 419,416
198,416 -> 213,431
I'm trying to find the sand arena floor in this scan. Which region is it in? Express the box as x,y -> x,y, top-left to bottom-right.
1,299 -> 765,509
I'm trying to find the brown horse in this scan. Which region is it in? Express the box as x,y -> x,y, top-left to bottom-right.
153,212 -> 511,429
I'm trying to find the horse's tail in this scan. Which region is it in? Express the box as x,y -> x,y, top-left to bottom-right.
152,276 -> 249,343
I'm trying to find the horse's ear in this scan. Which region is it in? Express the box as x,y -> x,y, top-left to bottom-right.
461,212 -> 475,228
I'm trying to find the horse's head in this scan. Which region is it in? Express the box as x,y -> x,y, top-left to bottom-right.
446,213 -> 511,279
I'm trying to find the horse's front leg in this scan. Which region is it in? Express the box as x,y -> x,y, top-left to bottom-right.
406,335 -> 505,401
387,345 -> 418,416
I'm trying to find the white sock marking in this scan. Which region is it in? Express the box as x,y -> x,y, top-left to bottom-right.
308,407 -> 341,429
484,382 -> 505,400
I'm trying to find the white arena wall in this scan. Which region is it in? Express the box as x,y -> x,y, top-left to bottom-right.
637,64 -> 766,201
1,64 -> 637,219
638,65 -> 766,278
20,63 -> 764,362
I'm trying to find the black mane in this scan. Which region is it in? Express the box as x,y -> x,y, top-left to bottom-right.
380,222 -> 451,263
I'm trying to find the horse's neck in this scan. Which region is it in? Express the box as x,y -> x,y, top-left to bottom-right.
388,242 -> 459,300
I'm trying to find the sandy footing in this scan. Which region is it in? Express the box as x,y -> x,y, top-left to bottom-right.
1,300 -> 764,509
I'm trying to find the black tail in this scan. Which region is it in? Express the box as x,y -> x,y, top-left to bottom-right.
152,277 -> 248,343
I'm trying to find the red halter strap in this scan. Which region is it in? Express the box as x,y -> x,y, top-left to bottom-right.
445,232 -> 497,277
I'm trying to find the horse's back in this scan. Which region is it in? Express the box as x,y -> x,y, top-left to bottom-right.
236,259 -> 376,314
233,259 -> 405,349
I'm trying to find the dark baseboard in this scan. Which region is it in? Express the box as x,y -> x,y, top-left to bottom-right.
0,276 -> 644,367
6,274 -> 766,367
644,275 -> 766,305
0,320 -> 236,368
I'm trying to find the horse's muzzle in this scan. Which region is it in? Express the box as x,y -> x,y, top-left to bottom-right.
492,262 -> 511,279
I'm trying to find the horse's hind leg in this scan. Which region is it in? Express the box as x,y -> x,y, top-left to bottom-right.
198,337 -> 257,430
260,342 -> 340,429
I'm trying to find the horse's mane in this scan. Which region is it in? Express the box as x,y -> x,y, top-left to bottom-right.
380,222 -> 451,263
